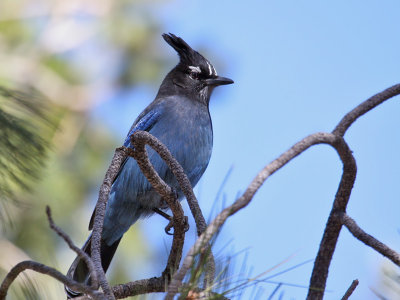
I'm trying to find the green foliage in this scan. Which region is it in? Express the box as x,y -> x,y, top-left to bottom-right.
0,85 -> 60,226
0,1 -> 168,298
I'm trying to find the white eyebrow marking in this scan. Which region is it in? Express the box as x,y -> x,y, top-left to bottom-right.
188,66 -> 201,73
212,64 -> 217,76
206,61 -> 213,76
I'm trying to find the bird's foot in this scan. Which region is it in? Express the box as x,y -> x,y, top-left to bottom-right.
164,216 -> 189,235
170,187 -> 179,200
159,187 -> 179,209
153,207 -> 171,220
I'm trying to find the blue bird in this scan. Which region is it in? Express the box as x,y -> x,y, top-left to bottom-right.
65,33 -> 233,298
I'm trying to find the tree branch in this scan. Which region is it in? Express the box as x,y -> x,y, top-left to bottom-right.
127,133 -> 187,278
91,147 -> 129,300
112,277 -> 165,299
333,83 -> 400,136
339,213 -> 400,266
308,83 -> 400,299
166,132 -> 352,299
341,279 -> 359,300
130,131 -> 215,286
0,261 -> 104,300
72,131 -> 208,299
307,139 -> 356,299
130,131 -> 207,236
46,206 -> 98,290
0,206 -> 105,300
74,278 -> 166,300
3,83 -> 399,300
59,131 -> 211,300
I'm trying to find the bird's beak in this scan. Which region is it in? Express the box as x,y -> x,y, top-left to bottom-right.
204,76 -> 234,86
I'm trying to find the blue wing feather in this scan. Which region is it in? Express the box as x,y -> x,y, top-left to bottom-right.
123,110 -> 160,147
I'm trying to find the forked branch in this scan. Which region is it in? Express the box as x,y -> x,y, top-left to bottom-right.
2,84 -> 399,300
307,83 -> 400,299
0,208 -> 104,300
166,132 -> 354,299
340,213 -> 400,266
166,83 -> 400,300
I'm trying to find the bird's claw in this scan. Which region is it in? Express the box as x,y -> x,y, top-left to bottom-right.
159,188 -> 179,209
165,216 -> 189,235
183,216 -> 189,232
165,221 -> 174,235
170,187 -> 179,200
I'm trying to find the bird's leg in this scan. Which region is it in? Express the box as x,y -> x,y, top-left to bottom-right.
153,208 -> 189,235
153,208 -> 172,221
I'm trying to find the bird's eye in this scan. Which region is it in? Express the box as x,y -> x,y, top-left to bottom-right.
189,71 -> 200,80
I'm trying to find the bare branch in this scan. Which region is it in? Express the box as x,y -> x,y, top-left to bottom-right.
341,279 -> 359,300
4,84 -> 398,300
75,281 -> 218,300
340,213 -> 400,266
333,83 -> 400,137
130,131 -> 215,285
46,206 -> 98,290
127,133 -> 187,278
78,131 -> 209,300
166,132 -> 350,299
91,147 -> 129,300
0,261 -> 104,300
0,207 -> 104,299
308,84 -> 400,299
74,132 -> 196,299
307,140 -> 356,300
112,277 -> 166,299
131,131 -> 208,236
73,278 -> 166,300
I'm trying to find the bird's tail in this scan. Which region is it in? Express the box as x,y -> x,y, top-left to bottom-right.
65,233 -> 121,298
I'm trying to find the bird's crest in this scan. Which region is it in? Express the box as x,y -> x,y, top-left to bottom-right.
162,33 -> 217,76
162,33 -> 196,63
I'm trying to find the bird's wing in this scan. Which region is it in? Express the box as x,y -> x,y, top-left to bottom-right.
88,108 -> 162,230
113,108 -> 161,184
123,109 -> 160,148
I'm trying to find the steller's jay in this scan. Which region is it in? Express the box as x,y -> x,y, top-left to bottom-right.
65,33 -> 233,298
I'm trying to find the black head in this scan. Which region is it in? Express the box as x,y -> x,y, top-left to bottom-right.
158,33 -> 233,104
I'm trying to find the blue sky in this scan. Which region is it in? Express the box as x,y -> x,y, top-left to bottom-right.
93,1 -> 400,299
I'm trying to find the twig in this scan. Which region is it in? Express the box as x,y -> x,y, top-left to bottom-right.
131,131 -> 207,236
165,132 -> 350,299
69,131 -> 210,300
3,84 -> 398,300
306,140 -> 356,300
0,207 -> 105,300
91,147 -> 129,300
130,131 -> 215,286
112,277 -> 166,299
46,206 -> 98,290
73,278 -> 167,300
333,83 -> 400,136
0,261 -> 104,300
128,133 -> 187,278
340,213 -> 400,266
268,283 -> 282,300
341,279 -> 359,300
307,84 -> 400,299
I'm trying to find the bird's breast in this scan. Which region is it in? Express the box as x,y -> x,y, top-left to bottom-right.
152,100 -> 213,186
